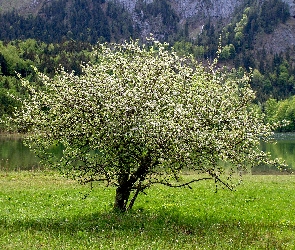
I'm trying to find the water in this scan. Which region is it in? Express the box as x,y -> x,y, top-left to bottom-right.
1,133 -> 295,173
254,133 -> 295,174
0,135 -> 41,171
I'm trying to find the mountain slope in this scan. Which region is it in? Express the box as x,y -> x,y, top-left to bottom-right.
0,0 -> 294,44
0,0 -> 294,102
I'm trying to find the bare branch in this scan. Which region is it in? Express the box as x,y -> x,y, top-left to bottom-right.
153,177 -> 213,188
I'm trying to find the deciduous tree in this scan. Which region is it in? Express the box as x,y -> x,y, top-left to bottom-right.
11,39 -> 281,211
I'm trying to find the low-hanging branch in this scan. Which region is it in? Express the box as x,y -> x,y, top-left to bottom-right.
154,177 -> 214,189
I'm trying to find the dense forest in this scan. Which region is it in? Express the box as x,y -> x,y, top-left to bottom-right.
175,0 -> 295,102
0,0 -> 295,131
0,0 -> 136,43
0,39 -> 92,119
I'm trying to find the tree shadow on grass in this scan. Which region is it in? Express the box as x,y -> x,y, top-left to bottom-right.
1,207 -> 293,245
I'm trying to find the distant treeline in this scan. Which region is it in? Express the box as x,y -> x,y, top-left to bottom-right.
1,38 -> 295,132
265,96 -> 295,132
0,0 -> 134,43
0,0 -> 181,44
0,39 -> 92,120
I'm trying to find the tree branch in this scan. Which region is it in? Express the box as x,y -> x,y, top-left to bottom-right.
154,177 -> 213,188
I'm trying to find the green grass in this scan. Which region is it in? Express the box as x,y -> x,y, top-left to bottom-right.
0,171 -> 295,249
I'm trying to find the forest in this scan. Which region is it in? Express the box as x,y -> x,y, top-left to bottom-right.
0,0 -> 295,131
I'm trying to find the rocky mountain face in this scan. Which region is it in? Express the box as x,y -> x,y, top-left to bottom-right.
114,0 -> 295,19
117,0 -> 244,19
109,0 -> 246,39
97,0 -> 245,41
255,18 -> 295,54
107,0 -> 295,44
2,0 -> 295,32
1,0 -> 295,54
284,0 -> 295,16
6,0 -> 295,21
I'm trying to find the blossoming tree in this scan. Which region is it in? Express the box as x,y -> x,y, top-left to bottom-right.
13,40 -> 279,211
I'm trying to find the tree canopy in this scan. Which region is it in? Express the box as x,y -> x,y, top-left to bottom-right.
10,39 -> 281,212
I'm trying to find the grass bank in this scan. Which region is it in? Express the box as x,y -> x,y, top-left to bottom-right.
0,171 -> 294,249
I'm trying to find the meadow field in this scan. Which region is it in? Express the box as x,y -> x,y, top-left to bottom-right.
0,171 -> 294,249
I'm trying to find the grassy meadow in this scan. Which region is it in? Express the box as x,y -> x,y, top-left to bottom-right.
0,170 -> 294,249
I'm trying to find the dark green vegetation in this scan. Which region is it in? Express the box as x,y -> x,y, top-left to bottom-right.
0,171 -> 294,249
265,97 -> 295,132
0,0 -> 134,43
0,0 -> 179,43
0,0 -> 295,132
0,39 -> 92,125
177,0 -> 295,102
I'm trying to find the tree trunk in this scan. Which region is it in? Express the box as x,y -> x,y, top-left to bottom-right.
113,158 -> 150,211
113,173 -> 131,212
114,185 -> 131,212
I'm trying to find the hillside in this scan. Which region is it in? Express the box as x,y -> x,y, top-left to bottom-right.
0,0 -> 295,44
1,0 -> 294,17
254,18 -> 295,54
0,0 -> 43,14
0,0 -> 294,50
1,0 -> 294,36
0,0 -> 295,103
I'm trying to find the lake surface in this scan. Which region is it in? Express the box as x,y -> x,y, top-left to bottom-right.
0,135 -> 40,171
256,133 -> 295,174
1,133 -> 295,174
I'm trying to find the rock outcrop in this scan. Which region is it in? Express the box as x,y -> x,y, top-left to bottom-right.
112,0 -> 244,20
111,0 -> 295,19
283,0 -> 295,16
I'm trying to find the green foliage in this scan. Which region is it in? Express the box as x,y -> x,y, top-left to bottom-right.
265,97 -> 295,132
0,39 -> 93,126
234,12 -> 248,45
173,41 -> 205,59
9,39 -> 281,211
226,0 -> 290,50
194,0 -> 294,102
220,44 -> 235,60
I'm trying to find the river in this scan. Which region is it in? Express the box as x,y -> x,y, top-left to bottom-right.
1,133 -> 295,174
